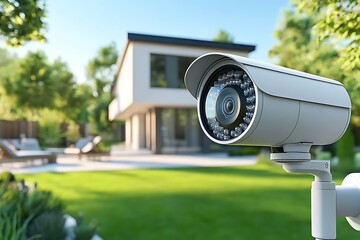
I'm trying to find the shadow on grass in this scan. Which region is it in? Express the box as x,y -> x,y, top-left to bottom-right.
156,165 -> 313,181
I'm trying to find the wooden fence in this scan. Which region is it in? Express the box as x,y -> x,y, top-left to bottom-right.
0,120 -> 93,140
0,120 -> 38,139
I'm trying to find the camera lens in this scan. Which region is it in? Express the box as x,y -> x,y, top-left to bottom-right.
224,98 -> 234,114
200,65 -> 256,141
215,87 -> 242,127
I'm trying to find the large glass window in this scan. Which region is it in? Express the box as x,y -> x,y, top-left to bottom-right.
150,54 -> 195,88
160,108 -> 200,153
178,57 -> 194,88
150,55 -> 166,88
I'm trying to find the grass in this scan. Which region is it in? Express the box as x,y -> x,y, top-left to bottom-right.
19,164 -> 359,240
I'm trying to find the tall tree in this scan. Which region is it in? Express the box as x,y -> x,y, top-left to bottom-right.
73,83 -> 94,124
0,0 -> 47,46
86,42 -> 118,98
270,8 -> 356,171
294,0 -> 360,70
0,48 -> 17,85
213,29 -> 234,43
51,58 -> 77,118
0,48 -> 17,120
269,10 -> 340,79
86,43 -> 118,133
4,51 -> 79,121
5,51 -> 55,115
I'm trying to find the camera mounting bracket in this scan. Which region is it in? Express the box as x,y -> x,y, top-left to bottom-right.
270,143 -> 312,163
282,160 -> 336,240
270,146 -> 360,240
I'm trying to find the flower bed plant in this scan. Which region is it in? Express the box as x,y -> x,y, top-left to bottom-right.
0,171 -> 98,240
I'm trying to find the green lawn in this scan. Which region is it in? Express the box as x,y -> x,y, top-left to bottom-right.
19,164 -> 358,239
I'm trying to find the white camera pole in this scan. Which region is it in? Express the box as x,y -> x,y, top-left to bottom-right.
272,143 -> 360,240
283,160 -> 336,240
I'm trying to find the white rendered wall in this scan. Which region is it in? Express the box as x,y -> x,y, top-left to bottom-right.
131,114 -> 139,150
125,118 -> 132,147
130,113 -> 146,150
115,44 -> 134,114
111,41 -> 250,120
132,43 -> 249,108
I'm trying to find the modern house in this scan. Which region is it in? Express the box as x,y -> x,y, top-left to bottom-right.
109,33 -> 256,154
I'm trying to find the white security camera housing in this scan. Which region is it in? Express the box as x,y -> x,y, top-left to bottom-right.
184,53 -> 351,160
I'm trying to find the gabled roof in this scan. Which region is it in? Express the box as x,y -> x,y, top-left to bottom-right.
128,33 -> 256,52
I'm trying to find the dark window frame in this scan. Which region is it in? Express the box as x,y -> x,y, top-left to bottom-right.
150,53 -> 196,89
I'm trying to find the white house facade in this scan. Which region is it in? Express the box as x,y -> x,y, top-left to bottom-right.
109,33 -> 256,154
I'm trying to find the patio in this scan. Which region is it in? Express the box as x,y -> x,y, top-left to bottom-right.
0,151 -> 256,174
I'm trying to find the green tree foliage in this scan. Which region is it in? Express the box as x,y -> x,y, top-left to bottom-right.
0,0 -> 47,46
269,10 -> 340,78
270,8 -> 356,169
4,51 -> 79,120
73,83 -> 94,124
0,48 -> 18,120
213,29 -> 234,43
86,42 -> 118,98
0,48 -> 92,145
336,125 -> 355,172
86,43 -> 118,133
5,51 -> 56,113
294,0 -> 360,70
0,48 -> 16,74
38,109 -> 65,147
51,58 -> 78,119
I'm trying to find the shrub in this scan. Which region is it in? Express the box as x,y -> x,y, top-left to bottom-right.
0,172 -> 99,239
74,213 -> 97,240
38,109 -> 65,148
0,207 -> 31,240
0,172 -> 66,239
39,120 -> 63,148
27,212 -> 67,239
0,171 -> 16,185
23,190 -> 65,219
65,121 -> 81,144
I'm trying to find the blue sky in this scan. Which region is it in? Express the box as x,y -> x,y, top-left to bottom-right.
6,0 -> 291,83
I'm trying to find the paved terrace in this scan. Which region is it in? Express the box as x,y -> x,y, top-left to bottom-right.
0,150 -> 256,174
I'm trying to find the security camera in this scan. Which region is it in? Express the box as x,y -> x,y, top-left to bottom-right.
184,52 -> 351,161
184,52 -> 360,239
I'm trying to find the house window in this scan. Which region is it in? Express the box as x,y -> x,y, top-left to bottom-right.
150,54 -> 195,88
160,108 -> 200,153
178,57 -> 194,88
150,55 -> 166,88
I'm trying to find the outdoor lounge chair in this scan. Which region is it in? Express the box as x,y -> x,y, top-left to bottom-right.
64,136 -> 102,158
4,138 -> 42,151
46,136 -> 102,159
19,138 -> 42,150
0,140 -> 57,164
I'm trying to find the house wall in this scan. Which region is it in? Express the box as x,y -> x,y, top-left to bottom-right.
110,40 -> 252,152
131,43 -> 250,108
125,118 -> 132,147
127,113 -> 145,150
110,42 -> 252,121
112,44 -> 134,119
